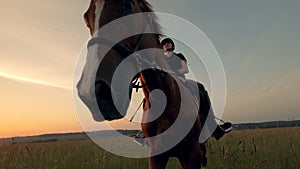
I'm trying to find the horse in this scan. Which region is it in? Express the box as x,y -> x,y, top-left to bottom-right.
77,0 -> 207,168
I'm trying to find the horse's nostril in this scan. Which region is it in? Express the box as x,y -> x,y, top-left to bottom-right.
93,80 -> 126,121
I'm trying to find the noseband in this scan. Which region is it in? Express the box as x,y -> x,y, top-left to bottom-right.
87,13 -> 156,70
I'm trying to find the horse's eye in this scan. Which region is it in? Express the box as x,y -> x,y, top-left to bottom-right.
123,0 -> 135,13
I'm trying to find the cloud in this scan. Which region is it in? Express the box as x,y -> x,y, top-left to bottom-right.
0,70 -> 71,90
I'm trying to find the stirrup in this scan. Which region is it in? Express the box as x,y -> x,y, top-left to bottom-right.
215,117 -> 233,133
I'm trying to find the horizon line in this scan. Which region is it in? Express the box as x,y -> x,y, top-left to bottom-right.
1,119 -> 299,139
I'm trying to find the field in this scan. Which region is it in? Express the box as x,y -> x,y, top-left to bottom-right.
0,127 -> 299,169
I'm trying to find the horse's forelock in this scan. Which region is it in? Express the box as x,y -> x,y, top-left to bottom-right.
85,0 -> 162,36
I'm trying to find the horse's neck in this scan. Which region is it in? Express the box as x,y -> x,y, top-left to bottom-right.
140,69 -> 179,105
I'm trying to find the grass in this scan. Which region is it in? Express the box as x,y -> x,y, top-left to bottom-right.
0,127 -> 299,169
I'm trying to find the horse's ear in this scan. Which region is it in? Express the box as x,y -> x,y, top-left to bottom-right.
84,12 -> 90,28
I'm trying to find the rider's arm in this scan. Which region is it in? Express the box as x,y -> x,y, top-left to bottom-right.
178,60 -> 189,74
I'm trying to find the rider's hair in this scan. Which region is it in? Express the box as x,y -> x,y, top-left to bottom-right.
161,38 -> 175,50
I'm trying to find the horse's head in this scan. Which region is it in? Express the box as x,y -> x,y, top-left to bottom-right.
77,0 -> 162,121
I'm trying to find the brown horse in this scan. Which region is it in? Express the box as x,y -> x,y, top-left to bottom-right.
77,0 -> 207,168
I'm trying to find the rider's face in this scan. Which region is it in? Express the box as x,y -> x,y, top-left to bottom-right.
163,42 -> 173,52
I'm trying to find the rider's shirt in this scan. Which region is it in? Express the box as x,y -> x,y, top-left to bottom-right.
166,52 -> 187,78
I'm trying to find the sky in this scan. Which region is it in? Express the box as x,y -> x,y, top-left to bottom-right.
0,0 -> 299,138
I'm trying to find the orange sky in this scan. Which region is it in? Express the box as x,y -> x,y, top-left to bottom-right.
0,76 -> 81,138
0,75 -> 142,138
0,0 -> 88,138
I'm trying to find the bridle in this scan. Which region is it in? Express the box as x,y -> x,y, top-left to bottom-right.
87,0 -> 162,92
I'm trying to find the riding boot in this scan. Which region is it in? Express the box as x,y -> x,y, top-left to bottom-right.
213,122 -> 233,140
196,82 -> 233,140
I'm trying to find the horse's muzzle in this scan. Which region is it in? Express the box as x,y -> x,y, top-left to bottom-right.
94,80 -> 125,121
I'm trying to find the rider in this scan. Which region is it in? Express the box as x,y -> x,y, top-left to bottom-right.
162,39 -> 188,80
161,38 -> 232,140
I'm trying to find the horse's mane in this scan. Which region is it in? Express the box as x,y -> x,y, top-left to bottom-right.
139,0 -> 162,41
139,0 -> 171,70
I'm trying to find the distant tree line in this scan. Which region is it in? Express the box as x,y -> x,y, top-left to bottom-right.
233,120 -> 300,130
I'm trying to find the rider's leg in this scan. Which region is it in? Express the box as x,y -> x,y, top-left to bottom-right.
185,80 -> 232,141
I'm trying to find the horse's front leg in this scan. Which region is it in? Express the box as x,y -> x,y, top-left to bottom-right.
148,152 -> 169,169
177,142 -> 205,169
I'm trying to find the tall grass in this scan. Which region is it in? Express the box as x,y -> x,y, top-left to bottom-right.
0,140 -> 148,169
206,127 -> 300,169
0,127 -> 299,169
